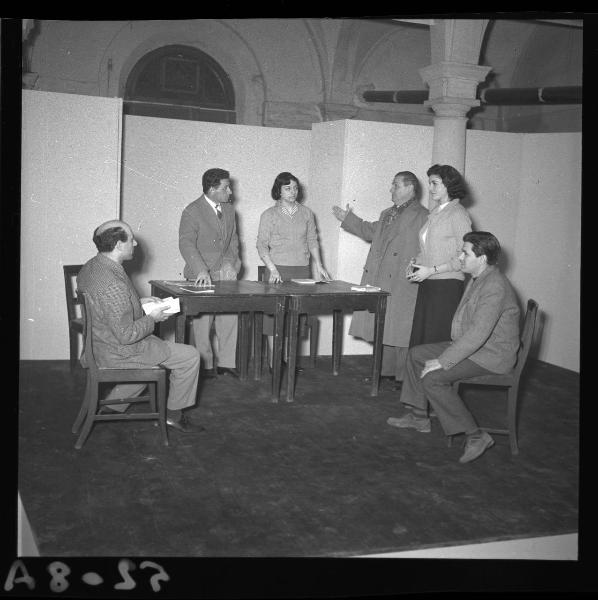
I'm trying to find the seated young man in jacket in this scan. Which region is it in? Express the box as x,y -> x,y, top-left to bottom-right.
387,231 -> 521,463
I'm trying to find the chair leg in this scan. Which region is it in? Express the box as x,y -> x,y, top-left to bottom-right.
75,383 -> 100,449
72,371 -> 91,434
149,380 -> 157,413
69,329 -> 79,369
309,317 -> 318,368
507,386 -> 519,455
157,377 -> 169,447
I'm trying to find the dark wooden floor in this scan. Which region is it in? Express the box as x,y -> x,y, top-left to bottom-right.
18,356 -> 578,557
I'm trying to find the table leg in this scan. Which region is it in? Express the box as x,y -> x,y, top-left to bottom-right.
238,312 -> 249,381
370,295 -> 387,396
175,314 -> 186,344
271,298 -> 286,402
253,312 -> 264,380
285,302 -> 300,402
332,309 -> 343,376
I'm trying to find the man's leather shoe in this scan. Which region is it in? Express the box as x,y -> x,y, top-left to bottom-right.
459,430 -> 494,463
217,367 -> 239,378
201,368 -> 217,379
166,414 -> 205,434
387,413 -> 431,433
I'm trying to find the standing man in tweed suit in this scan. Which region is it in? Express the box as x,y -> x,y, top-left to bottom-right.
179,168 -> 241,378
332,171 -> 429,387
387,232 -> 521,463
77,220 -> 203,433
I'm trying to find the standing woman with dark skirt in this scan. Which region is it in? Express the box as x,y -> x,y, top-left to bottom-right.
406,164 -> 472,346
387,164 -> 471,431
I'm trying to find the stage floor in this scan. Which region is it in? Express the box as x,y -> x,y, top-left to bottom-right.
18,356 -> 578,557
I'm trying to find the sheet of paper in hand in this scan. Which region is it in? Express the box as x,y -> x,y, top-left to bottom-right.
142,297 -> 181,315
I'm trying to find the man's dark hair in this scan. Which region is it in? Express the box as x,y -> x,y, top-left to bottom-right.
426,164 -> 467,200
394,171 -> 421,201
463,231 -> 501,265
202,168 -> 230,193
93,226 -> 129,253
271,171 -> 300,200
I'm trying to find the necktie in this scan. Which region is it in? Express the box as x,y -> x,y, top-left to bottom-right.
215,204 -> 223,219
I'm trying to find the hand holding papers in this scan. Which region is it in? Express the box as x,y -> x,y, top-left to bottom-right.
142,296 -> 180,315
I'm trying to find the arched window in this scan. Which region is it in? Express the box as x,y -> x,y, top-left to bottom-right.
124,45 -> 236,123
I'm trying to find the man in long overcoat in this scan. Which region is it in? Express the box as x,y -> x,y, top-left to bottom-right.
332,171 -> 428,385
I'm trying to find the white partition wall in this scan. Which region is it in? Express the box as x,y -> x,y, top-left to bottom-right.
20,99 -> 580,371
120,117 -> 312,297
511,133 -> 581,371
308,120 -> 434,355
308,121 -> 580,370
20,91 -> 122,360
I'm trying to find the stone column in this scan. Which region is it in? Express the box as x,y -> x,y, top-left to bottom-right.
419,61 -> 491,174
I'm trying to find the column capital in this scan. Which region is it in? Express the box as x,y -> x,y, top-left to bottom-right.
424,97 -> 480,118
419,61 -> 491,102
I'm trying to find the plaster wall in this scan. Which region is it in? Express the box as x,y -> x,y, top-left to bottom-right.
120,117 -> 312,292
20,91 -> 122,359
511,133 -> 581,371
20,92 -> 580,371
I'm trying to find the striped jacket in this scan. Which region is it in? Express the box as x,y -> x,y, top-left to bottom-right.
76,253 -> 170,368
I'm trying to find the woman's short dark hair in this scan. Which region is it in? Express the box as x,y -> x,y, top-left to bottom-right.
202,168 -> 230,193
463,231 -> 501,265
427,164 -> 467,200
93,226 -> 128,252
271,172 -> 300,200
394,171 -> 421,201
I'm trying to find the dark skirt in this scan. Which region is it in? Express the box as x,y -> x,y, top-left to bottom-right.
408,278 -> 464,347
262,264 -> 311,335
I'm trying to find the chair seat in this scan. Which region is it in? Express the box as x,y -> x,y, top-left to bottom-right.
96,366 -> 166,383
458,372 -> 514,387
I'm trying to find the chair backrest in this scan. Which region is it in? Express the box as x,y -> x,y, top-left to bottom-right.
63,264 -> 83,322
257,265 -> 267,282
514,299 -> 539,377
80,292 -> 99,376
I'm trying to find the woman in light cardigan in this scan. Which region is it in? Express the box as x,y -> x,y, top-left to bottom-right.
406,164 -> 472,347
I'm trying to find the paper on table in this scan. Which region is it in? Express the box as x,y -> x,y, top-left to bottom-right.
291,278 -> 316,284
350,284 -> 382,292
142,297 -> 181,315
178,287 -> 215,294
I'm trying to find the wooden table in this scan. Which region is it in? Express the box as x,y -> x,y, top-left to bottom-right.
253,280 -> 389,402
149,280 -> 286,400
150,279 -> 389,403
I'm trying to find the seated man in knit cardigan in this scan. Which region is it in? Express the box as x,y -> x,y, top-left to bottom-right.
387,231 -> 521,464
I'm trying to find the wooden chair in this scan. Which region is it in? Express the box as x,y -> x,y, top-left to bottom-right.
72,292 -> 169,449
448,299 -> 539,455
257,265 -> 319,368
63,265 -> 84,368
